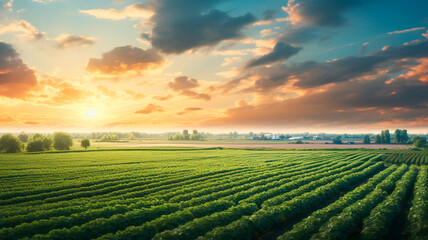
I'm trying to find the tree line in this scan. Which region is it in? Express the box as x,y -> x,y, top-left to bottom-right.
168,130 -> 206,141
0,132 -> 91,153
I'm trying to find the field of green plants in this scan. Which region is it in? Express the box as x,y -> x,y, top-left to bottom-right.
0,148 -> 427,240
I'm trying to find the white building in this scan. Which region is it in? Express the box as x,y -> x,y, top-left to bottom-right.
289,136 -> 304,140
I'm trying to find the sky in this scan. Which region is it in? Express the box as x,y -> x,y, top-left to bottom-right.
0,0 -> 427,133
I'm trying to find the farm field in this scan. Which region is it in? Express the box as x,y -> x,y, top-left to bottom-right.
0,149 -> 427,240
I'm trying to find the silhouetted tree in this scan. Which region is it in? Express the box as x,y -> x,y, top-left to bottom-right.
0,134 -> 22,153
53,132 -> 73,150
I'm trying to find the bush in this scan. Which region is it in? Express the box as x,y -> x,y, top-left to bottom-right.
53,132 -> 73,150
0,133 -> 22,153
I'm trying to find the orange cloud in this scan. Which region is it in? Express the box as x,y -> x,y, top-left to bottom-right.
0,42 -> 37,98
178,107 -> 203,115
167,76 -> 211,101
0,20 -> 44,39
86,45 -> 164,78
80,3 -> 153,20
135,104 -> 163,114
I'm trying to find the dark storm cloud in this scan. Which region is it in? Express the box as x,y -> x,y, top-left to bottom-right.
250,40 -> 428,91
168,76 -> 211,101
0,42 -> 37,98
146,0 -> 257,54
86,45 -> 164,77
245,42 -> 302,68
285,0 -> 368,27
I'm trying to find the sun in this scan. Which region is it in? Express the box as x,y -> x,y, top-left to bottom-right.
87,110 -> 97,118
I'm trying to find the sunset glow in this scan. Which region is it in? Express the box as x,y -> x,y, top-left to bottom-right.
0,0 -> 427,133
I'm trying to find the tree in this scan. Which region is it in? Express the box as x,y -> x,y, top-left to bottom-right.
81,139 -> 90,150
193,129 -> 198,135
363,135 -> 371,144
412,136 -> 427,148
0,134 -> 22,153
26,139 -> 44,152
380,131 -> 386,143
42,137 -> 53,150
333,136 -> 342,144
129,133 -> 135,140
394,129 -> 401,143
31,133 -> 44,141
53,132 -> 73,150
17,132 -> 29,142
375,134 -> 381,144
385,129 -> 390,143
400,129 -> 408,144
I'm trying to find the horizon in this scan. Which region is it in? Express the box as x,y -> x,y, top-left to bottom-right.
1,0 -> 427,132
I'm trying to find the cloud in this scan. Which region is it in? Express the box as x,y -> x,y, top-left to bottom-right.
178,107 -> 203,115
36,76 -> 92,105
283,0 -> 366,27
167,76 -> 211,101
0,20 -> 44,39
260,29 -> 277,38
135,103 -> 163,114
360,42 -> 369,54
205,63 -> 428,128
387,27 -> 425,35
0,42 -> 37,98
146,0 -> 257,54
262,10 -> 277,20
278,26 -> 320,44
245,42 -> 302,68
55,34 -> 96,49
153,94 -> 173,101
245,40 -> 428,91
221,57 -> 241,67
80,3 -> 153,20
33,0 -> 57,3
3,0 -> 13,11
86,45 -> 164,77
51,86 -> 87,104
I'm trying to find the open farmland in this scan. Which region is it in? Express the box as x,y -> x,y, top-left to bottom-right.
0,149 -> 427,240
